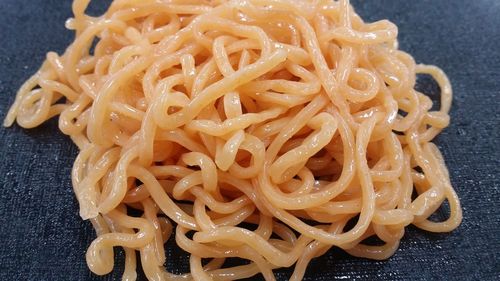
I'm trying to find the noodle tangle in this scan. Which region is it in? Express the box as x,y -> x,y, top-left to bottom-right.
5,0 -> 462,280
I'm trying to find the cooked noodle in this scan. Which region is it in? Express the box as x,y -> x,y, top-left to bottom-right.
5,0 -> 462,280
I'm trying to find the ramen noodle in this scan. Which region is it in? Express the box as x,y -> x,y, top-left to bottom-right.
4,0 -> 462,280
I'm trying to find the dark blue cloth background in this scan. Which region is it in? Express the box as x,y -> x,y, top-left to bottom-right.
0,1 -> 499,280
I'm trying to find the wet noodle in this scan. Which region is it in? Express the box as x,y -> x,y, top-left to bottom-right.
5,0 -> 462,280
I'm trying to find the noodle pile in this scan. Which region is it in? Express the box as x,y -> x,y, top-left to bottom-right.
5,0 -> 462,280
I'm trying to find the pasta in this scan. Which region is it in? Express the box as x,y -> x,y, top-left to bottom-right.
4,0 -> 462,280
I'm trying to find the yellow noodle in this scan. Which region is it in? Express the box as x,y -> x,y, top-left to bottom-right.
5,0 -> 462,280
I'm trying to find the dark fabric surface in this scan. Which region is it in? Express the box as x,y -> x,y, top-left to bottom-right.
0,0 -> 499,280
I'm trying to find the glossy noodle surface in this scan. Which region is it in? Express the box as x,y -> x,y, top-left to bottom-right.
5,0 -> 462,280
